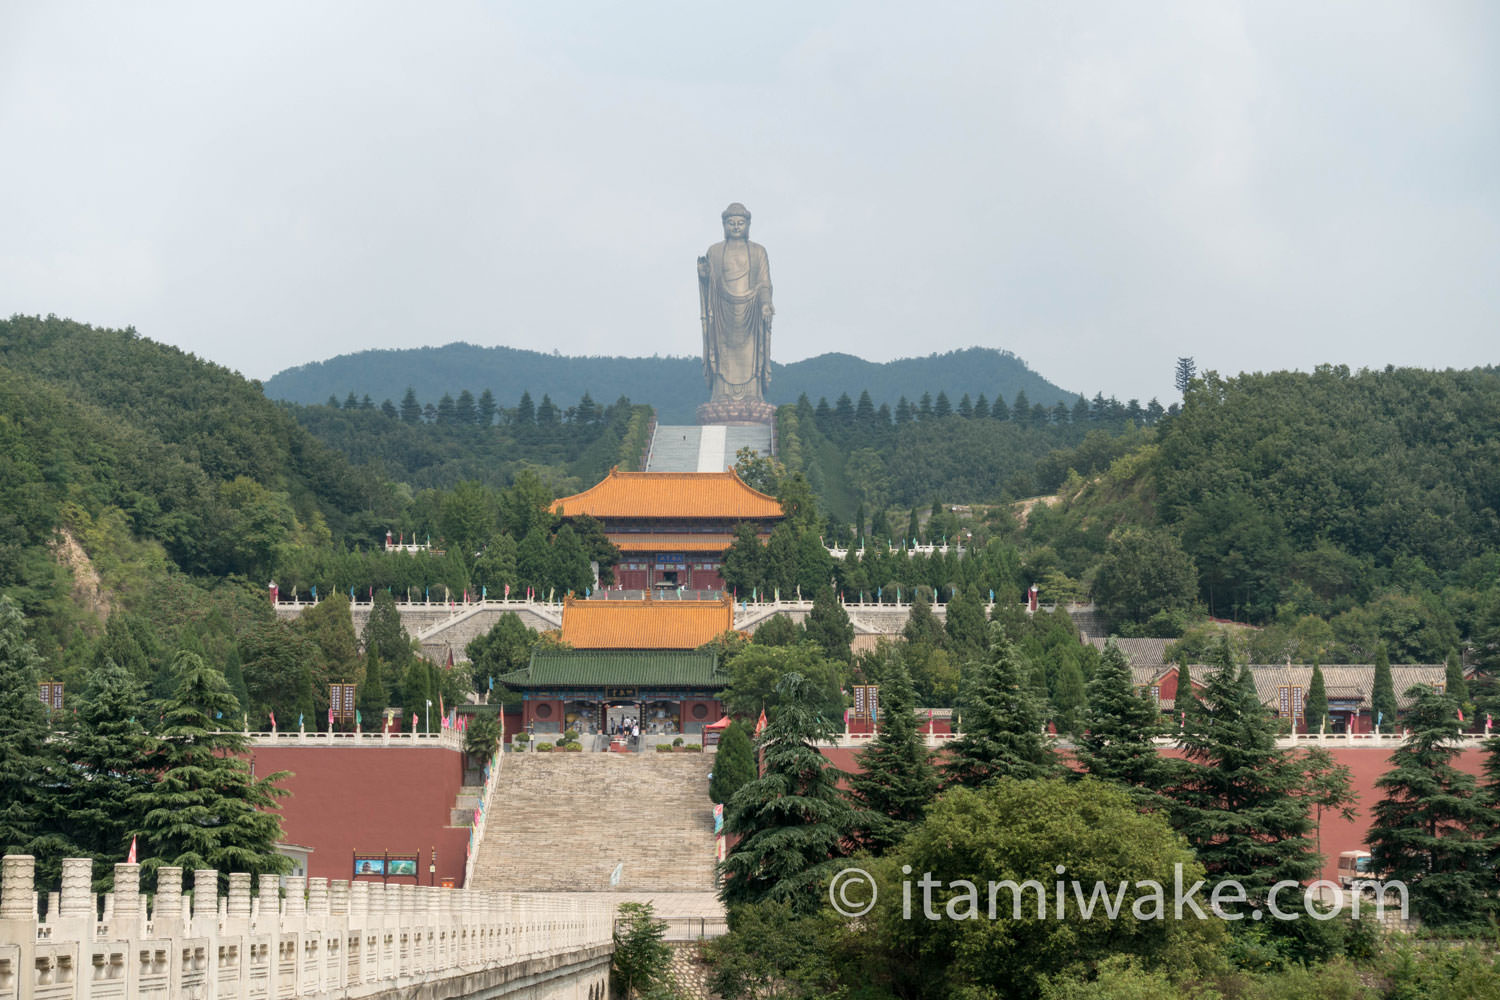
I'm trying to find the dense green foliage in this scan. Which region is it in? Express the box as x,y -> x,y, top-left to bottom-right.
867,780 -> 1223,1000
1023,366 -> 1500,657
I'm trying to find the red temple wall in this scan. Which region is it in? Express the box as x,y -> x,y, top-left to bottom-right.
250,745 -> 471,888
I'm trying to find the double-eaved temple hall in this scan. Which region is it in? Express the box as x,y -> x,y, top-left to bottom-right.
498,595 -> 738,737
551,468 -> 782,592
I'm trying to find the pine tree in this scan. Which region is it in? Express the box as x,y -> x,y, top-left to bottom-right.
1050,656 -> 1088,735
720,673 -> 872,912
1445,649 -> 1469,711
709,721 -> 756,805
1174,356 -> 1196,396
358,648 -> 387,721
400,387 -> 422,423
721,523 -> 766,596
943,588 -> 989,660
477,388 -> 497,426
454,389 -> 477,425
1076,643 -> 1171,807
1169,639 -> 1316,903
133,652 -> 292,881
222,644 -> 250,717
804,586 -> 853,663
1175,659 -> 1200,729
515,390 -> 535,425
944,625 -> 1058,788
0,596 -> 76,881
49,660 -> 157,885
1372,688 -> 1494,927
848,651 -> 937,854
1305,663 -> 1329,733
363,590 -> 412,666
1373,643 -> 1397,731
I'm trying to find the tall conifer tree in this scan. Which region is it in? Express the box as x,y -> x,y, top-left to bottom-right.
848,650 -> 938,853
1076,643 -> 1171,807
1372,643 -> 1397,731
1305,663 -> 1329,733
944,625 -> 1058,788
1170,638 -> 1316,903
720,673 -> 871,912
1372,688 -> 1494,927
133,652 -> 291,881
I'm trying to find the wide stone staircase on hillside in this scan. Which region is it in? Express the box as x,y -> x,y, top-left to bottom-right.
469,753 -> 719,894
647,423 -> 773,472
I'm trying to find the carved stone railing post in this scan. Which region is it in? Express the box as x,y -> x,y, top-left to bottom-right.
329,879 -> 349,917
58,857 -> 94,918
256,873 -> 279,923
222,871 -> 248,932
349,880 -> 368,919
0,854 -> 35,920
154,866 -> 183,933
112,862 -> 142,935
285,876 -> 306,917
308,878 -> 328,917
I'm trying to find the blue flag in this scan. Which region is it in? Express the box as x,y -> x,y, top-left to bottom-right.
1376,711 -> 1383,728
298,713 -> 304,729
989,589 -> 995,603
311,585 -> 317,599
488,677 -> 494,691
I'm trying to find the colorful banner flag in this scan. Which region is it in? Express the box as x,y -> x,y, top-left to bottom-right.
126,837 -> 137,865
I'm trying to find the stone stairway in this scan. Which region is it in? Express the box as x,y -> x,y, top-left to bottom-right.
647,423 -> 774,472
468,753 -> 719,893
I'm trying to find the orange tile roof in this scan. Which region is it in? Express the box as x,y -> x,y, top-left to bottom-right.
560,595 -> 736,649
608,533 -> 740,553
552,468 -> 783,520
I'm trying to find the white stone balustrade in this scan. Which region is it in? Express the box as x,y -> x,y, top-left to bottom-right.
0,855 -> 613,1000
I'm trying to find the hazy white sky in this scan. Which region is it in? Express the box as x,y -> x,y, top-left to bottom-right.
3,2 -> 1496,402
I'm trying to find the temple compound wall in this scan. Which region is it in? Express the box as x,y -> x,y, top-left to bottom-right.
0,856 -> 611,1000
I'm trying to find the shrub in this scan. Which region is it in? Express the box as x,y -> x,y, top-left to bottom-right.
673,736 -> 685,747
561,741 -> 583,752
655,744 -> 673,753
685,744 -> 703,752
563,728 -> 579,742
536,742 -> 553,752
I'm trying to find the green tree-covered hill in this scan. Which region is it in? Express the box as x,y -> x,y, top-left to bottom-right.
1020,365 -> 1500,666
264,343 -> 1076,423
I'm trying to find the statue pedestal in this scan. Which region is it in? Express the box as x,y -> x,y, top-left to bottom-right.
698,399 -> 778,426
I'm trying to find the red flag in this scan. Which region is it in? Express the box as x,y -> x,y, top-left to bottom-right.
411,712 -> 418,731
755,709 -> 768,737
269,711 -> 277,730
126,837 -> 137,865
1458,707 -> 1466,723
328,706 -> 334,730
504,583 -> 511,599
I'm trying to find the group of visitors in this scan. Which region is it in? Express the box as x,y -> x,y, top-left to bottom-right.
612,716 -> 640,738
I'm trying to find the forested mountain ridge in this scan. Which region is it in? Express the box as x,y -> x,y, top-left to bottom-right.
264,343 -> 1076,423
1019,364 -> 1500,667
